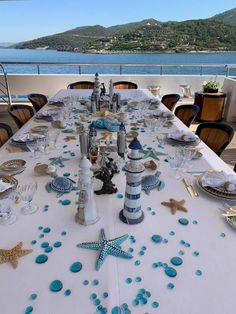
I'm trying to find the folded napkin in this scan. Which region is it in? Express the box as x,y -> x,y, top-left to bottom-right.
13,133 -> 45,142
201,171 -> 236,192
0,179 -> 13,192
167,130 -> 197,142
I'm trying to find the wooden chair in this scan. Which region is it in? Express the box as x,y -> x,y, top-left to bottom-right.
28,93 -> 48,112
196,122 -> 234,156
113,81 -> 138,89
67,81 -> 95,89
0,123 -> 13,147
8,104 -> 35,129
161,94 -> 180,111
174,104 -> 200,127
234,163 -> 236,173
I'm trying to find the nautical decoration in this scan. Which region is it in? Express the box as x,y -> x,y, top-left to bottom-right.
0,242 -> 33,269
49,156 -> 70,167
75,156 -> 99,225
144,160 -> 158,170
77,228 -> 133,270
46,176 -> 77,197
139,148 -> 166,160
161,198 -> 188,215
79,131 -> 89,157
117,122 -> 126,158
119,137 -> 145,224
141,171 -> 165,195
94,164 -> 118,195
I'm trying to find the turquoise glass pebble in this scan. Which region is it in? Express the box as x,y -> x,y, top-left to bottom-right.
116,194 -> 124,199
35,254 -> 48,264
192,220 -> 198,224
169,231 -> 175,236
151,234 -> 163,243
184,242 -> 191,248
38,226 -> 43,230
63,172 -> 70,177
44,247 -> 53,253
135,276 -> 142,282
128,248 -> 134,253
61,231 -> 67,236
53,241 -> 62,248
147,207 -> 152,211
220,232 -> 226,238
25,306 -> 33,313
178,218 -> 189,225
152,262 -> 158,269
39,234 -> 44,238
195,270 -> 202,276
102,292 -> 108,299
93,299 -> 100,306
170,257 -> 183,266
145,291 -> 151,298
64,289 -> 71,296
179,250 -> 185,255
140,297 -> 147,304
139,251 -> 145,256
132,300 -> 139,306
152,301 -> 159,308
163,238 -> 168,244
31,240 -> 37,245
180,240 -> 185,245
167,283 -> 175,289
141,246 -> 147,250
49,280 -> 63,292
125,277 -> 132,284
90,293 -> 97,300
60,199 -> 71,206
112,306 -> 121,314
136,293 -> 143,299
41,242 -> 49,248
162,263 -> 168,268
151,211 -> 156,215
30,293 -> 37,301
70,262 -> 82,273
93,279 -> 99,286
135,260 -> 141,266
83,280 -> 89,286
193,251 -> 199,256
43,227 -> 51,233
165,267 -> 177,277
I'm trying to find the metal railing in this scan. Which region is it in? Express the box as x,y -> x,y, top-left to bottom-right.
0,61 -> 236,76
0,63 -> 12,106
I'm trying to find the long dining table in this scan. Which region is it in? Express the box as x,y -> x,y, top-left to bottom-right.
0,89 -> 236,314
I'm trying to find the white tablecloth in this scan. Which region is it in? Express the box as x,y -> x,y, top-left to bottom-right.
0,89 -> 235,314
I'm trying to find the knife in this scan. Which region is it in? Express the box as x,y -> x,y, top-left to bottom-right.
182,178 -> 195,198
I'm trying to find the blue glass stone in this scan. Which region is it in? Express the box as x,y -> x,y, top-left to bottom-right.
192,220 -> 198,224
165,267 -> 177,277
39,234 -> 44,238
184,242 -> 191,248
131,239 -> 136,243
30,293 -> 37,301
151,234 -> 163,243
178,218 -> 189,225
44,247 -> 53,253
220,232 -> 226,238
132,300 -> 139,306
83,280 -> 89,286
121,303 -> 128,310
128,248 -> 134,253
193,251 -> 199,257
63,172 -> 70,177
157,262 -> 163,267
152,262 -> 158,269
102,292 -> 108,299
152,301 -> 159,308
91,293 -> 97,300
135,276 -> 142,282
41,242 -> 49,248
163,239 -> 168,244
139,251 -> 144,256
93,279 -> 99,286
151,211 -> 156,215
147,207 -> 152,211
70,262 -> 82,273
136,293 -> 143,299
141,246 -> 147,250
31,240 -> 37,245
35,254 -> 48,264
116,194 -> 124,199
111,306 -> 121,314
61,231 -> 67,236
43,208 -> 48,212
162,263 -> 168,268
134,260 -> 141,266
63,145 -> 68,148
49,280 -> 63,292
60,199 -> 71,206
93,299 -> 100,306
38,226 -> 43,230
195,270 -> 202,276
169,231 -> 175,236
25,306 -> 33,313
170,257 -> 183,266
180,240 -> 185,245
70,152 -> 75,157
64,289 -> 71,296
140,297 -> 147,305
139,288 -> 146,294
125,277 -> 132,284
179,250 -> 185,255
145,291 -> 151,298
167,283 -> 175,289
43,227 -> 51,233
53,241 -> 62,248
97,305 -> 103,310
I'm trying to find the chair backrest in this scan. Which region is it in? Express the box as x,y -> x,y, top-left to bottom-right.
161,94 -> 181,111
0,123 -> 13,147
113,81 -> 138,90
234,163 -> 236,173
195,93 -> 226,121
196,122 -> 234,156
8,104 -> 35,128
67,81 -> 95,89
174,104 -> 200,127
28,93 -> 48,112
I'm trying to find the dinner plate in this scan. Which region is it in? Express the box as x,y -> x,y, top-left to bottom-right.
31,125 -> 49,133
166,136 -> 199,146
0,174 -> 18,199
197,176 -> 236,201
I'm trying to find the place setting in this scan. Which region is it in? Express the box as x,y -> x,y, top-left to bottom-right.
166,130 -> 200,146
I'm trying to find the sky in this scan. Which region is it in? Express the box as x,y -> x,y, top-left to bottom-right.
0,0 -> 236,43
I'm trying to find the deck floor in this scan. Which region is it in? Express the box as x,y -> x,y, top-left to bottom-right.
0,104 -> 236,170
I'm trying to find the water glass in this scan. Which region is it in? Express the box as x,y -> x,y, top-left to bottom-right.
168,153 -> 184,179
48,130 -> 60,149
156,133 -> 166,148
26,139 -> 39,158
0,197 -> 17,225
17,182 -> 38,215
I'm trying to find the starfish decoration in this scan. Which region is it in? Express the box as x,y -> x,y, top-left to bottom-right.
49,156 -> 70,166
0,242 -> 33,269
161,198 -> 188,215
64,135 -> 77,142
77,228 -> 133,271
139,149 -> 166,160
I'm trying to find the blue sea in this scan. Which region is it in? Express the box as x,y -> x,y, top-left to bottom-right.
0,49 -> 236,76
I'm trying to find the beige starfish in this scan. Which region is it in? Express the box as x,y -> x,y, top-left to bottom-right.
161,198 -> 188,215
64,135 -> 77,142
0,242 -> 33,269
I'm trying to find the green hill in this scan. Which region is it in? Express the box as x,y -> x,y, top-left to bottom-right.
15,8 -> 236,52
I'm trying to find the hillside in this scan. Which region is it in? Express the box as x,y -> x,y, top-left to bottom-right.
15,8 -> 236,52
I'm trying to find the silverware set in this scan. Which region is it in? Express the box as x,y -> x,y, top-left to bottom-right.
182,178 -> 199,198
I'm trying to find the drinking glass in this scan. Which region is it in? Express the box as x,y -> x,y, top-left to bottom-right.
48,130 -> 60,149
0,197 -> 17,225
168,153 -> 184,180
26,139 -> 39,158
17,182 -> 38,215
156,133 -> 166,148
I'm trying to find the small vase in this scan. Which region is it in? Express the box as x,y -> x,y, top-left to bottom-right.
203,88 -> 218,93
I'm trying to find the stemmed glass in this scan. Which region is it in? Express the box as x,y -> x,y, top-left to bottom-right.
156,133 -> 166,149
0,197 -> 17,225
48,130 -> 60,150
26,139 -> 39,158
17,182 -> 38,215
167,150 -> 185,180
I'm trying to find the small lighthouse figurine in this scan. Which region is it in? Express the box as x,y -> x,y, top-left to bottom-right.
75,156 -> 99,225
119,137 -> 145,224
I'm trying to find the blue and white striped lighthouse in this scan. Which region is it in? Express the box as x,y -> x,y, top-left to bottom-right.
119,137 -> 145,224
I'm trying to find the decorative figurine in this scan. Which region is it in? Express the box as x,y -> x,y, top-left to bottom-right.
100,83 -> 106,96
94,165 -> 118,195
109,79 -> 114,99
79,131 -> 89,157
119,137 -> 145,224
117,122 -> 126,158
141,171 -> 165,195
94,73 -> 100,110
91,92 -> 97,114
75,156 -> 99,225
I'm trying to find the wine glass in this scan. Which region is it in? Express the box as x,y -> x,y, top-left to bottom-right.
0,197 -> 17,225
48,130 -> 60,150
26,139 -> 39,158
167,152 -> 184,180
156,133 -> 166,149
17,182 -> 38,215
